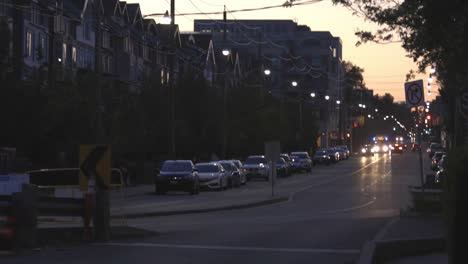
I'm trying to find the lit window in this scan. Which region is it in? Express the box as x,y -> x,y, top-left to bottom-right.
62,43 -> 67,64
72,46 -> 77,64
26,31 -> 33,57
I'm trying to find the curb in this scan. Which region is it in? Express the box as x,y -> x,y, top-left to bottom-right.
357,236 -> 445,264
111,196 -> 289,219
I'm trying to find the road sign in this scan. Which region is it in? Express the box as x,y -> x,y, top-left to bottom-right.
460,91 -> 468,120
79,145 -> 111,191
405,80 -> 425,107
265,141 -> 280,162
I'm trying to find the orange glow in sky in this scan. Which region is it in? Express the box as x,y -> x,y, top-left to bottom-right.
129,0 -> 438,102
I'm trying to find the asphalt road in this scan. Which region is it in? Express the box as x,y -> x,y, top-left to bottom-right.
3,151 -> 426,264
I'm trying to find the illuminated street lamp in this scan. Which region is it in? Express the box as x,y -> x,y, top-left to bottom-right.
375,109 -> 378,112
264,69 -> 271,76
310,92 -> 316,98
222,48 -> 230,56
325,95 -> 330,100
336,100 -> 341,105
291,81 -> 298,87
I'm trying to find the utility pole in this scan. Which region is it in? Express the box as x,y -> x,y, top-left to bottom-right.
169,0 -> 176,158
47,3 -> 56,91
93,2 -> 109,242
221,5 -> 227,159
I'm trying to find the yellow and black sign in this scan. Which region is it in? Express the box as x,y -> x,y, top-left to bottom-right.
79,145 -> 111,191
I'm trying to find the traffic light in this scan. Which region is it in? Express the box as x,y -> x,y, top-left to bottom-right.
353,122 -> 358,128
426,114 -> 431,120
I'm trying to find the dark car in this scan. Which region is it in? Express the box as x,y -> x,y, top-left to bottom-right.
392,142 -> 404,154
276,158 -> 289,177
290,151 -> 312,172
327,148 -> 340,162
154,160 -> 200,195
411,143 -> 421,152
219,160 -> 241,187
336,145 -> 350,159
427,143 -> 444,158
313,150 -> 331,165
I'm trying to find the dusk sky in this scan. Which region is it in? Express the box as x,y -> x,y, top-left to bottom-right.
128,0 -> 436,102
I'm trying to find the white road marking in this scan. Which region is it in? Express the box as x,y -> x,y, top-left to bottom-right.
98,242 -> 360,255
320,197 -> 377,215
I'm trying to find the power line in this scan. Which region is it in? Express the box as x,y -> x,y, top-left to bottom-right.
144,0 -> 324,17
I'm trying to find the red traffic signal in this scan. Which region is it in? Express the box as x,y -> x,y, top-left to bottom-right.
426,114 -> 431,120
353,122 -> 359,128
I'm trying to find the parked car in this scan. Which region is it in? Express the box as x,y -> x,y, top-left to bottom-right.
154,160 -> 200,195
427,143 -> 444,158
196,162 -> 228,191
361,144 -> 374,156
336,145 -> 350,159
230,160 -> 247,185
431,151 -> 446,170
279,154 -> 293,176
327,148 -> 340,162
290,151 -> 312,172
276,158 -> 289,177
313,150 -> 331,165
219,160 -> 241,187
243,155 -> 270,181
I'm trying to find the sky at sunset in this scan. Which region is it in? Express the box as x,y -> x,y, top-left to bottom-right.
128,0 -> 437,102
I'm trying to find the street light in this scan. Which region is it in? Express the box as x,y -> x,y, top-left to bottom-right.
368,114 -> 371,118
264,69 -> 271,76
325,95 -> 330,100
292,81 -> 298,87
310,92 -> 316,98
358,103 -> 362,108
222,48 -> 230,56
375,109 -> 378,112
336,100 -> 341,105
362,104 -> 366,109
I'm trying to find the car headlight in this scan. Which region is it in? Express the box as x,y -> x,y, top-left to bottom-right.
361,148 -> 367,153
383,146 -> 389,152
372,146 -> 380,152
259,163 -> 265,168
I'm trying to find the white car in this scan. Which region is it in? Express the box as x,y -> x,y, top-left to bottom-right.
195,162 -> 228,191
244,155 -> 270,181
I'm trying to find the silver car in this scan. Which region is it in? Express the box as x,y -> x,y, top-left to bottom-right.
244,155 -> 270,181
195,162 -> 228,191
230,160 -> 247,185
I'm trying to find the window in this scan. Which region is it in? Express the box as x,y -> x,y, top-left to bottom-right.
62,43 -> 67,64
26,31 -> 33,58
333,48 -> 337,58
72,46 -> 77,64
84,22 -> 91,40
102,31 -> 110,48
37,34 -> 46,61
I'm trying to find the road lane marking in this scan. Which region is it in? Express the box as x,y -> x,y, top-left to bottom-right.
288,155 -> 388,201
320,197 -> 377,214
98,242 -> 361,255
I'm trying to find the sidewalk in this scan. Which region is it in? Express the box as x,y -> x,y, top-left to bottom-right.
367,214 -> 447,264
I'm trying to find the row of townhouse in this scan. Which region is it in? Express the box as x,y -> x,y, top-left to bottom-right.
0,0 -> 189,92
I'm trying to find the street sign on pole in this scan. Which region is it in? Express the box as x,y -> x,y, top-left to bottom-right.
265,141 -> 280,197
405,80 -> 425,108
79,145 -> 111,192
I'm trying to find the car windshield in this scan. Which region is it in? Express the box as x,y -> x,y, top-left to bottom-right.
162,161 -> 192,172
196,164 -> 219,173
434,153 -> 445,159
231,161 -> 241,168
220,162 -> 233,171
277,159 -> 285,164
280,155 -> 290,162
315,151 -> 327,155
245,157 -> 267,164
